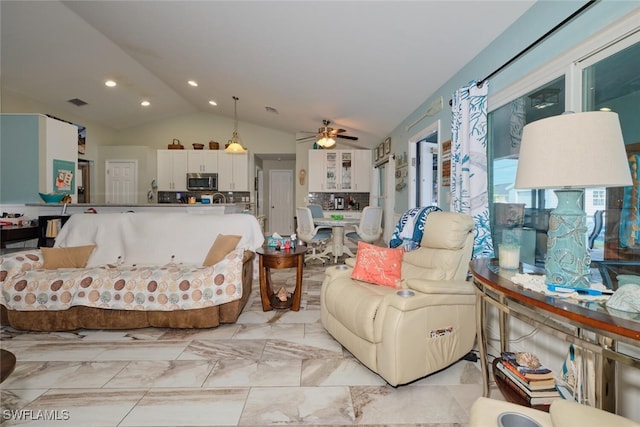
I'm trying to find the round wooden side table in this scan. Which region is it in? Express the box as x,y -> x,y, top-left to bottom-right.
256,245 -> 307,311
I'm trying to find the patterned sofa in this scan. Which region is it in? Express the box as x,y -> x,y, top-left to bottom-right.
0,212 -> 264,331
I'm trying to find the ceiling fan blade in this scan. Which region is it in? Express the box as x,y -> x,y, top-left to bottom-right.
336,134 -> 358,141
296,135 -> 317,142
334,128 -> 346,133
336,140 -> 367,149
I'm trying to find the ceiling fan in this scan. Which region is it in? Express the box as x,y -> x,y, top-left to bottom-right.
296,120 -> 360,149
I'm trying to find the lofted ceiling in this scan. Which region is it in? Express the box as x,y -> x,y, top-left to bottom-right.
1,1 -> 536,149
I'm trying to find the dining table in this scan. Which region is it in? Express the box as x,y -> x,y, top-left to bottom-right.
313,217 -> 360,263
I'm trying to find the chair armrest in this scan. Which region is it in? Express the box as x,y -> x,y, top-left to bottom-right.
550,399 -> 638,427
324,265 -> 353,280
405,278 -> 475,295
0,249 -> 43,282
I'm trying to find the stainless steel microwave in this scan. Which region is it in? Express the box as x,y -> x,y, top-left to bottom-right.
186,173 -> 218,191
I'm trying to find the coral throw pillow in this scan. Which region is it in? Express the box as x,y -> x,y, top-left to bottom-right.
41,245 -> 96,269
203,234 -> 242,266
351,241 -> 403,288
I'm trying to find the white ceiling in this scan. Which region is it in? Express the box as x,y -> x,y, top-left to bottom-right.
1,1 -> 535,149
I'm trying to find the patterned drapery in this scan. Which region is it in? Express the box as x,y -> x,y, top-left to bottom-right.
450,81 -> 494,258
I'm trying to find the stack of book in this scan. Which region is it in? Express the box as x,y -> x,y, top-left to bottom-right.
494,352 -> 562,406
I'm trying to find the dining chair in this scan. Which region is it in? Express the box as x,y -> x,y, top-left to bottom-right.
296,207 -> 332,265
345,206 -> 383,245
308,204 -> 332,234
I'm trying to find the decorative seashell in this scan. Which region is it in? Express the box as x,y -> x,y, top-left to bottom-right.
515,352 -> 541,369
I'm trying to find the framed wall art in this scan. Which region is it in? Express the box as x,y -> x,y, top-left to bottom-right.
384,137 -> 391,155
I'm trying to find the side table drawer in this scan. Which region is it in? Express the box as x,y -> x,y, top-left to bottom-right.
262,255 -> 298,269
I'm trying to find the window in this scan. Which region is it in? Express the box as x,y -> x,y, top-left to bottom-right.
488,33 -> 640,265
489,76 -> 565,265
581,39 -> 640,260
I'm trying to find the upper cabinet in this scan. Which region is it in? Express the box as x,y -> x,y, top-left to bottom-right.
157,150 -> 188,191
218,152 -> 249,191
308,149 -> 371,192
187,150 -> 218,173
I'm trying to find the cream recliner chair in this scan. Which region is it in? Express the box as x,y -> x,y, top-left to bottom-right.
321,211 -> 476,386
470,397 -> 639,427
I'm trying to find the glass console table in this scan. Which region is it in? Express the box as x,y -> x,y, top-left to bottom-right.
470,258 -> 640,414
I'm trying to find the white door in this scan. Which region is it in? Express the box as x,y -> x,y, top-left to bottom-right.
106,160 -> 137,204
268,169 -> 294,235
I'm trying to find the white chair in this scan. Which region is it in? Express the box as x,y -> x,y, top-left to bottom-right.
345,206 -> 383,244
308,204 -> 332,234
296,207 -> 332,265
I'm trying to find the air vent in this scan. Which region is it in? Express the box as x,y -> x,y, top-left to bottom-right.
265,106 -> 279,114
67,98 -> 88,107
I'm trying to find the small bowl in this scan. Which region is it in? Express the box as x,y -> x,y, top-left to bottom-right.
38,192 -> 66,203
192,143 -> 204,150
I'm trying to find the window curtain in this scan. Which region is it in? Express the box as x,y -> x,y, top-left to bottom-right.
450,81 -> 494,258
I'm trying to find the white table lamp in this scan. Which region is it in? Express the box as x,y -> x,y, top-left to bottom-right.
515,111 -> 632,287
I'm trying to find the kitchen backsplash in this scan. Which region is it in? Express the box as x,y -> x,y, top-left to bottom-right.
158,191 -> 250,204
307,192 -> 370,211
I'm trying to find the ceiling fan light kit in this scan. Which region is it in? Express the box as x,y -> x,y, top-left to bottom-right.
317,136 -> 336,148
297,119 -> 359,149
225,96 -> 247,154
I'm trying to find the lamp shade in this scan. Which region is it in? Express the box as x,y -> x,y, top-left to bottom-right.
515,111 -> 632,189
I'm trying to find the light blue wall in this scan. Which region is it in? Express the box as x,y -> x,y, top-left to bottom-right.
0,115 -> 40,203
391,0 -> 639,212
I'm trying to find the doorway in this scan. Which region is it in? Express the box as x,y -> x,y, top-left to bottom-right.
77,160 -> 91,203
105,160 -> 138,204
268,169 -> 294,235
408,121 -> 440,209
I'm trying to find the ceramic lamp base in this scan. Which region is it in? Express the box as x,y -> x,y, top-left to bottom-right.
545,189 -> 590,288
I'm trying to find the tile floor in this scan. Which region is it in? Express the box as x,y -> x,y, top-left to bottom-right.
0,256 -> 495,427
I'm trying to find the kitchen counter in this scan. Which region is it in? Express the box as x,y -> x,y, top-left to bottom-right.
26,203 -> 248,215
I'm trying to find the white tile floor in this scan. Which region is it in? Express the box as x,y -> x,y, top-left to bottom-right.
0,257 -> 493,426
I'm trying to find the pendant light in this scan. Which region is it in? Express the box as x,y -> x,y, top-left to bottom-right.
225,96 -> 246,153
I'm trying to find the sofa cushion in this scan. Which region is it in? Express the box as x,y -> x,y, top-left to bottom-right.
351,242 -> 403,288
41,245 -> 96,269
203,234 -> 242,266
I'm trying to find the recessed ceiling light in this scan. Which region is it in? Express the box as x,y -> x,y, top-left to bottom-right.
188,80 -> 198,87
105,80 -> 117,87
209,100 -> 217,106
599,107 -> 612,112
141,100 -> 150,107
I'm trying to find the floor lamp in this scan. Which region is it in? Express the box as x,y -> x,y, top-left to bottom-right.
515,111 -> 632,288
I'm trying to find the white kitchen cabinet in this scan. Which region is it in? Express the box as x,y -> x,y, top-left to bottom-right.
353,149 -> 372,192
187,150 -> 218,173
307,150 -> 326,192
307,149 -> 371,192
157,150 -> 188,191
218,152 -> 249,191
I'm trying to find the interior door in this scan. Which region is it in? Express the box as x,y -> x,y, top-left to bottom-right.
268,169 -> 294,235
106,160 -> 137,204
